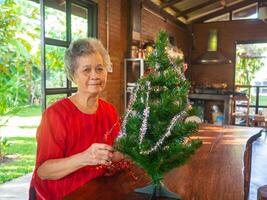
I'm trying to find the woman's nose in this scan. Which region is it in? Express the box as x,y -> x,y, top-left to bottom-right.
90,69 -> 99,79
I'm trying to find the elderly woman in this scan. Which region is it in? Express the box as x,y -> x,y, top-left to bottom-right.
29,38 -> 122,199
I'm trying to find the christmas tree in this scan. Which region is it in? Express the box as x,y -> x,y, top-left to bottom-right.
115,31 -> 201,199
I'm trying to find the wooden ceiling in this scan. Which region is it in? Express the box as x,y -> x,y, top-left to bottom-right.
143,0 -> 258,26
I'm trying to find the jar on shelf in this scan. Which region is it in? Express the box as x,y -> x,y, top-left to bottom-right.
131,45 -> 138,58
138,48 -> 144,58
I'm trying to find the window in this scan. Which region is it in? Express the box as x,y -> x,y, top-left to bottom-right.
203,3 -> 258,23
235,42 -> 267,115
40,0 -> 97,109
204,13 -> 230,23
232,3 -> 258,20
262,88 -> 267,94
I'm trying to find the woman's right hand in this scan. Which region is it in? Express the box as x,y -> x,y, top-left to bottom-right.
37,143 -> 114,180
80,143 -> 113,166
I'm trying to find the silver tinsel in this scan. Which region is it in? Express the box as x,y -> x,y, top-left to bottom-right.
139,81 -> 151,144
118,84 -> 139,138
140,106 -> 189,155
118,46 -> 191,155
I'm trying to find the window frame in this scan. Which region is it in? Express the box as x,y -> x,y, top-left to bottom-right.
40,0 -> 98,110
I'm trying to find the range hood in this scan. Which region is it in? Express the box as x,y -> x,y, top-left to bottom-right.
194,29 -> 232,64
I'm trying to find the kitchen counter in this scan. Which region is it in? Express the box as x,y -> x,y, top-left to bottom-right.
189,93 -> 233,124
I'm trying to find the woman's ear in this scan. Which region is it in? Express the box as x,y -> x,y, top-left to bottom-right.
72,78 -> 76,85
71,74 -> 77,84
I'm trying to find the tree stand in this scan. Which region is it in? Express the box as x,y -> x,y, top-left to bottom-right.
135,181 -> 181,200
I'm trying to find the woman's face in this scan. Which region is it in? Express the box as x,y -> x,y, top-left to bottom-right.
73,53 -> 107,96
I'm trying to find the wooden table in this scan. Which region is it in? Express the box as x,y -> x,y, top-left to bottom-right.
64,124 -> 263,200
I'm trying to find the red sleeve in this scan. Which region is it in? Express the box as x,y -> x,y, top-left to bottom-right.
36,107 -> 67,168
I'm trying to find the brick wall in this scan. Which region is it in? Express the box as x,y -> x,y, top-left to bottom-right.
141,8 -> 189,57
191,20 -> 267,89
97,0 -> 128,115
90,3 -> 267,114
97,1 -> 189,115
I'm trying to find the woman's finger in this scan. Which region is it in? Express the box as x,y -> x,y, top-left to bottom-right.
96,149 -> 113,156
95,150 -> 113,160
93,143 -> 113,151
98,158 -> 111,165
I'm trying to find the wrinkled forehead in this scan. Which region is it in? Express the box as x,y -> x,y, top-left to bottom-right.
76,52 -> 105,68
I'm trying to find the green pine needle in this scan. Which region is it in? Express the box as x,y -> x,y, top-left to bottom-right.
115,31 -> 202,185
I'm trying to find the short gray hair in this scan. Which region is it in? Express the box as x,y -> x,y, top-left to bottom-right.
64,38 -> 111,81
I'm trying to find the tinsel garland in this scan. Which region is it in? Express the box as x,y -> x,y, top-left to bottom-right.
118,46 -> 191,155
139,81 -> 151,145
119,84 -> 140,138
94,120 -> 137,180
95,159 -> 138,181
140,107 -> 189,155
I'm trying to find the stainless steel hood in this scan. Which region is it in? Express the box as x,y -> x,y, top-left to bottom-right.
194,29 -> 232,64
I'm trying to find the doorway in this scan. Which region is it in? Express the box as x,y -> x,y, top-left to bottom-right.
235,42 -> 267,124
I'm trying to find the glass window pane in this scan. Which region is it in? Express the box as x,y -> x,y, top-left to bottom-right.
249,107 -> 256,116
45,0 -> 66,40
204,13 -> 230,23
71,3 -> 88,40
259,93 -> 267,106
45,45 -> 67,88
46,94 -> 66,106
258,108 -> 267,118
250,93 -> 256,106
232,4 -> 257,20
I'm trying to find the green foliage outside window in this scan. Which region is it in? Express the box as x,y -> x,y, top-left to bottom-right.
235,44 -> 266,86
0,137 -> 10,157
0,0 -> 74,116
0,0 -> 40,115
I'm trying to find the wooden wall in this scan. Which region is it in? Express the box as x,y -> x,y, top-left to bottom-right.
191,20 -> 267,90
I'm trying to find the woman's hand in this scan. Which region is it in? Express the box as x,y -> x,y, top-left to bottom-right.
80,143 -> 114,166
111,151 -> 124,163
37,143 -> 114,180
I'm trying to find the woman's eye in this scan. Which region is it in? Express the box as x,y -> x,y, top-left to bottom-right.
96,67 -> 104,72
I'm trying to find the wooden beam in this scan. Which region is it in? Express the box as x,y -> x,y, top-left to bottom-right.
258,0 -> 267,7
161,0 -> 185,9
176,0 -> 219,18
170,6 -> 188,19
143,0 -> 187,29
192,0 -> 257,23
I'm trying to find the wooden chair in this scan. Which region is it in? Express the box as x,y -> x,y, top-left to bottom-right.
258,185 -> 267,200
231,95 -> 250,126
252,115 -> 267,130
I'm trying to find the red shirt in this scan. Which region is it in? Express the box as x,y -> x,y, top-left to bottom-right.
30,98 -> 120,199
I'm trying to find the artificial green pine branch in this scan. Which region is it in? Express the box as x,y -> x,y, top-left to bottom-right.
115,30 -> 202,186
